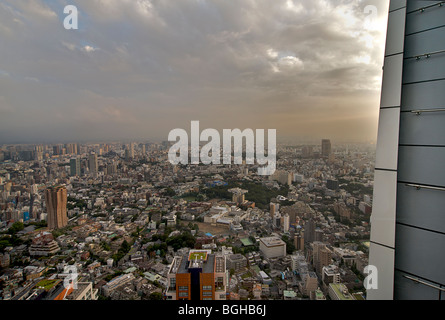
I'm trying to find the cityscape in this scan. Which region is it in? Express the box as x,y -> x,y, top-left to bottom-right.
1,0 -> 444,303
0,139 -> 375,300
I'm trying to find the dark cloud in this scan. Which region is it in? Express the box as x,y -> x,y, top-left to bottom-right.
0,0 -> 389,144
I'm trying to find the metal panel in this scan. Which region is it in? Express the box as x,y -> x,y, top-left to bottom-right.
396,182 -> 445,234
385,8 -> 407,56
371,170 -> 398,247
390,0 -> 407,12
398,145 -> 445,187
375,108 -> 400,170
367,242 -> 395,300
381,54 -> 404,107
403,52 -> 445,84
406,4 -> 445,35
395,224 -> 445,284
401,79 -> 445,112
407,1 -> 444,13
394,270 -> 441,300
404,26 -> 445,57
399,110 -> 445,145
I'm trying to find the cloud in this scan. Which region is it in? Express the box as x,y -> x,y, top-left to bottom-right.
0,0 -> 389,143
82,45 -> 98,53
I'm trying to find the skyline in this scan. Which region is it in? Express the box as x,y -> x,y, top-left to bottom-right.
0,0 -> 389,144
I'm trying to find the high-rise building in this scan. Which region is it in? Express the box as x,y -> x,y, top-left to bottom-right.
88,153 -> 98,177
368,0 -> 445,300
304,218 -> 316,243
321,139 -> 331,158
312,242 -> 332,275
44,186 -> 67,230
165,250 -> 227,300
270,202 -> 276,218
69,157 -> 81,176
282,213 -> 290,233
53,145 -> 60,156
294,232 -> 304,251
130,142 -> 135,159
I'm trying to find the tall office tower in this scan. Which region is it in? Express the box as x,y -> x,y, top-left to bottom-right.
321,139 -> 331,158
282,213 -> 290,233
141,144 -> 146,156
165,250 -> 227,300
270,202 -> 276,218
273,213 -> 281,229
107,161 -> 117,175
294,232 -> 304,251
45,186 -> 67,230
69,157 -> 81,176
304,218 -> 316,243
88,153 -> 98,177
130,143 -> 135,159
368,0 -> 445,300
65,143 -> 73,155
53,145 -> 60,155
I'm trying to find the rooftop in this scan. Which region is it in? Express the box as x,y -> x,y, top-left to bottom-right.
260,236 -> 285,247
330,283 -> 355,300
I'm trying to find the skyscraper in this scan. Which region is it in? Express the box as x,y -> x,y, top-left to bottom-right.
368,0 -> 445,300
70,157 -> 81,176
304,218 -> 316,244
88,153 -> 98,177
130,142 -> 134,159
321,139 -> 331,158
45,186 -> 67,230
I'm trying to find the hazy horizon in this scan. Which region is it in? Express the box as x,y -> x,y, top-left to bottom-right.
0,0 -> 389,145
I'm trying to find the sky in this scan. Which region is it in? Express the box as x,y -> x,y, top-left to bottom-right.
0,0 -> 390,144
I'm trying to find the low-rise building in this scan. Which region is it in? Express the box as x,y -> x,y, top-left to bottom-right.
259,237 -> 286,259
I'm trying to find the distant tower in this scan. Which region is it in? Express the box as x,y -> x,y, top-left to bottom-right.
321,139 -> 331,158
130,143 -> 135,159
274,213 -> 281,228
45,186 -> 67,230
89,153 -> 98,177
304,219 -> 316,243
270,203 -> 276,218
283,213 -> 290,233
70,157 -> 81,176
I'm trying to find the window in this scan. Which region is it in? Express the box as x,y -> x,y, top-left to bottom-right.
170,278 -> 176,288
178,286 -> 188,291
202,285 -> 212,291
202,291 -> 212,297
178,292 -> 188,297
